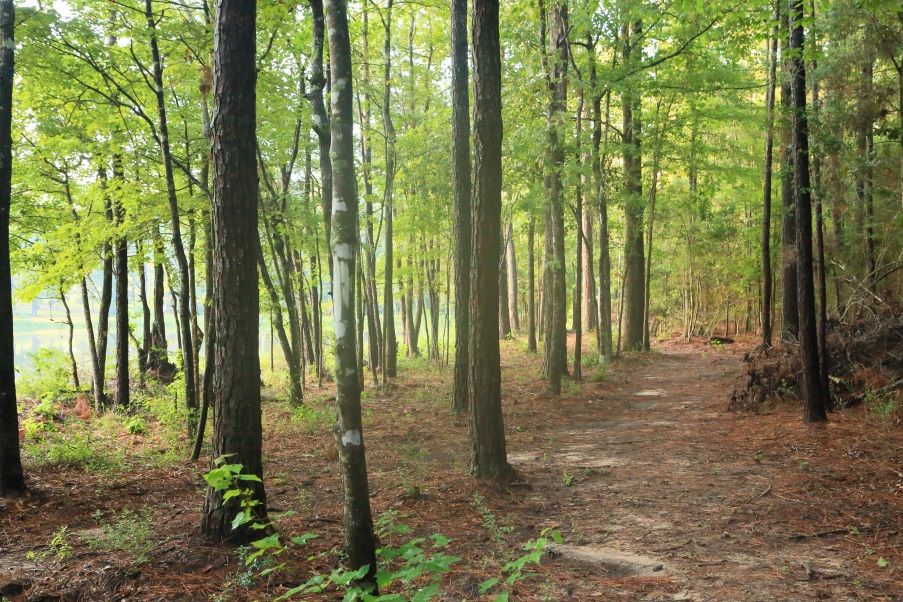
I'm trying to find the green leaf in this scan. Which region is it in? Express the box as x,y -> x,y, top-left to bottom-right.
877,557 -> 889,567
480,577 -> 500,593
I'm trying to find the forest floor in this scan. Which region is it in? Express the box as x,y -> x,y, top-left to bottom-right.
2,335 -> 903,601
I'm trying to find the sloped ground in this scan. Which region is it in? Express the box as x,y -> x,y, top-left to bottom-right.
1,337 -> 901,600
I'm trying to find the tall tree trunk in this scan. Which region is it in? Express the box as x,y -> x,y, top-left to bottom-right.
527,215 -> 537,352
506,222 -> 520,332
808,0 -> 830,403
498,237 -> 511,338
325,0 -> 378,585
593,66 -> 613,360
0,0 -> 26,496
789,0 -> 827,424
138,249 -> 151,384
779,7 -> 798,342
582,193 -> 597,333
543,0 -> 568,394
621,18 -> 645,353
145,0 -> 196,412
148,232 -> 171,373
382,0 -> 398,379
202,0 -> 267,542
574,90 -> 584,379
112,159 -> 129,407
762,3 -> 778,349
59,286 -> 80,389
451,0 -> 472,411
358,2 -> 382,381
469,0 -> 514,481
306,0 -> 333,270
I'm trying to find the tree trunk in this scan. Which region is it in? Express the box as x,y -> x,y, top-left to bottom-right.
202,0 -> 267,542
306,0 -> 333,271
506,223 -> 519,332
469,0 -> 515,481
593,68 -> 613,360
325,0 -> 379,584
762,4 -> 778,349
779,7 -> 798,342
145,0 -> 196,412
621,19 -> 645,353
527,215 -> 537,352
0,0 -> 26,496
574,90 -> 584,379
114,202 -> 129,407
543,0 -> 568,394
789,0 -> 827,424
382,0 -> 398,380
59,286 -> 80,389
808,0 -> 830,404
451,0 -> 472,412
498,236 -> 511,339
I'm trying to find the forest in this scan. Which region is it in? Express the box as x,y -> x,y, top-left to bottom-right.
0,0 -> 902,599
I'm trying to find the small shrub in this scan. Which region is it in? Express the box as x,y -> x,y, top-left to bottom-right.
125,415 -> 146,435
84,506 -> 156,564
18,348 -> 73,400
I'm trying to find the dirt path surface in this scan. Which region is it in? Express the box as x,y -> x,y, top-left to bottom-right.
2,340 -> 901,601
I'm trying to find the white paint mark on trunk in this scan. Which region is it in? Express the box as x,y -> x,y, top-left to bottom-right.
341,429 -> 361,446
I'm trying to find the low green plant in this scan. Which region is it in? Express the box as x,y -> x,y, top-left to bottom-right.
865,391 -> 898,423
18,348 -> 72,400
588,363 -> 608,383
23,430 -> 125,472
27,526 -> 73,561
291,399 -> 335,434
125,415 -> 147,435
473,493 -> 513,546
85,506 -> 156,564
478,528 -> 563,601
562,470 -> 575,487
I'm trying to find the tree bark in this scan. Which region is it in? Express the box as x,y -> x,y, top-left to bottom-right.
451,0 -> 472,412
0,0 -> 25,497
382,0 -> 398,380
498,236 -> 511,339
145,0 -> 196,412
789,0 -> 827,423
202,0 -> 267,542
761,3 -> 778,349
306,0 -> 334,270
527,215 -> 537,352
779,6 -> 798,342
543,0 -> 568,393
469,0 -> 515,481
621,18 -> 645,353
506,223 -> 520,332
325,0 -> 379,585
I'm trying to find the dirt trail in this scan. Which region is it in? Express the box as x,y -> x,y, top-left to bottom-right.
503,347 -> 902,601
2,342 -> 901,601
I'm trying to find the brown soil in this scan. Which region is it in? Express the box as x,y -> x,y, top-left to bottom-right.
2,336 -> 902,601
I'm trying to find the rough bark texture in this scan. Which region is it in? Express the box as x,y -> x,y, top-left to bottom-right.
325,0 -> 379,585
762,4 -> 778,349
202,0 -> 267,542
543,0 -> 568,394
451,0 -> 471,412
789,0 -> 827,424
779,8 -> 798,342
621,19 -> 645,353
114,207 -> 129,406
469,0 -> 514,481
0,0 -> 25,497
